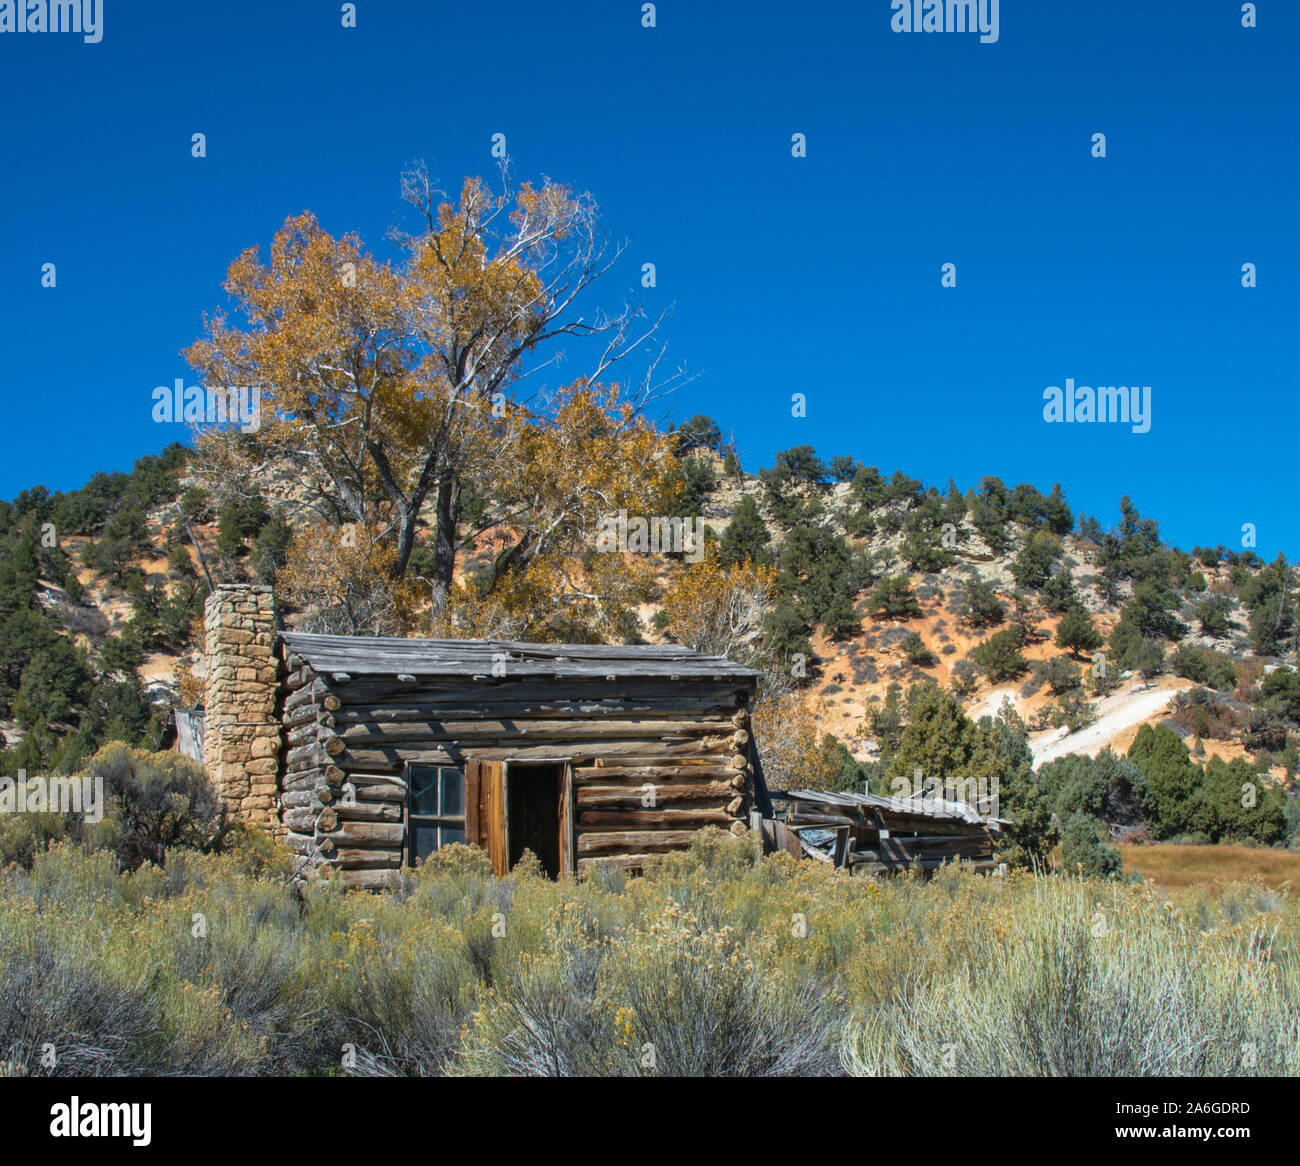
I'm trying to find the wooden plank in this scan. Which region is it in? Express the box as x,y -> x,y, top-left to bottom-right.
277,632 -> 761,675
280,652 -> 758,681
465,759 -> 481,858
832,826 -> 852,868
282,633 -> 731,659
786,811 -> 858,828
772,821 -> 803,860
558,763 -> 574,877
482,760 -> 507,876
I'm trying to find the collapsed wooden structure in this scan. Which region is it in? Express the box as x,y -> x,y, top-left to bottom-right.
757,788 -> 1002,874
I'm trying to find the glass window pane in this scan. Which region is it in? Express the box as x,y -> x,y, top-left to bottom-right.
440,768 -> 465,817
409,765 -> 439,816
439,825 -> 465,848
412,822 -> 439,862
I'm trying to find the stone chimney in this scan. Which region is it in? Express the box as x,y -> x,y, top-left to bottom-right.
203,583 -> 282,827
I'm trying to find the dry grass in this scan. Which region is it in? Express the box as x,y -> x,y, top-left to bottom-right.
1122,844 -> 1300,892
3,832 -> 1297,1076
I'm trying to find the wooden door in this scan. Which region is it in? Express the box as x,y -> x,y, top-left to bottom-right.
557,763 -> 575,876
465,759 -> 507,875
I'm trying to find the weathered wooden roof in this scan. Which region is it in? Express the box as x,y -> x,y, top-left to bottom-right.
279,632 -> 762,682
782,788 -> 994,827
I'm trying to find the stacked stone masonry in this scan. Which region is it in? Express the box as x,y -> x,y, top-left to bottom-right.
203,584 -> 283,832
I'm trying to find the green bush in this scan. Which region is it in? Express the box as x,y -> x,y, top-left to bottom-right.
970,628 -> 1028,682
89,745 -> 235,871
1059,811 -> 1123,879
1171,646 -> 1237,692
901,631 -> 935,666
867,576 -> 921,620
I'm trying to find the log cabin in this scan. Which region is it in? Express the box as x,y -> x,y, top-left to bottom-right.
201,584 -> 763,888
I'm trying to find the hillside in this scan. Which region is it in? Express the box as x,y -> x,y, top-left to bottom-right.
1,432 -> 1297,861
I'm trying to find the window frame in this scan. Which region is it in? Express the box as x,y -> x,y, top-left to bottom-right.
405,763 -> 467,866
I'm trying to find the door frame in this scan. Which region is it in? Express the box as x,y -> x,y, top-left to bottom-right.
466,757 -> 575,877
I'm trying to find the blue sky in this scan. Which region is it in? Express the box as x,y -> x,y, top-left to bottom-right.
1,1 -> 1295,556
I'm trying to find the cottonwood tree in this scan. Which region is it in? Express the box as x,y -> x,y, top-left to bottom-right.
659,545 -> 777,663
188,165 -> 688,614
436,382 -> 683,642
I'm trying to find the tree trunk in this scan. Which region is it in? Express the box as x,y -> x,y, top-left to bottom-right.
430,472 -> 461,614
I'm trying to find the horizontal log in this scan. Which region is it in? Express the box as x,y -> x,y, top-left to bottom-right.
283,832 -> 319,856
333,849 -> 403,870
334,801 -> 403,823
286,742 -> 320,770
577,830 -> 699,857
851,857 -> 996,875
573,763 -> 738,783
281,768 -> 324,793
577,782 -> 737,807
340,773 -> 407,802
326,677 -> 750,704
280,789 -> 317,809
336,717 -> 732,746
283,698 -> 323,729
331,698 -> 744,722
283,665 -> 318,691
317,822 -> 405,848
336,738 -> 732,771
577,854 -> 652,874
336,868 -> 405,890
577,809 -> 736,829
286,721 -> 321,748
284,677 -> 326,707
577,779 -> 738,811
284,808 -> 318,833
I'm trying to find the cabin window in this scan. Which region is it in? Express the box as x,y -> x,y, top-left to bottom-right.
406,764 -> 466,863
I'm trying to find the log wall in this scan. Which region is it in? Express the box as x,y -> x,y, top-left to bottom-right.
275,647 -> 757,888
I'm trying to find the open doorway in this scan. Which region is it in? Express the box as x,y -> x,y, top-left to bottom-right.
505,762 -> 567,878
